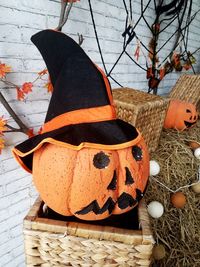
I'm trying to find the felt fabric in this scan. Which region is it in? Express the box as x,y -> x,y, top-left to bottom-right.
13,29 -> 140,173
31,30 -> 111,122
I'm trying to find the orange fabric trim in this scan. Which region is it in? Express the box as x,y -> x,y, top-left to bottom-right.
95,65 -> 114,105
12,132 -> 142,173
41,105 -> 116,134
12,150 -> 32,173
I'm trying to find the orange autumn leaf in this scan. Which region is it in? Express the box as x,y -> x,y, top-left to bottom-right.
0,63 -> 11,78
173,53 -> 180,66
146,67 -> 153,79
183,64 -> 191,71
134,44 -> 140,61
38,127 -> 43,135
27,128 -> 35,138
38,69 -> 48,76
159,68 -> 165,80
21,82 -> 33,94
17,87 -> 25,101
0,117 -> 7,133
0,137 -> 5,154
45,78 -> 53,93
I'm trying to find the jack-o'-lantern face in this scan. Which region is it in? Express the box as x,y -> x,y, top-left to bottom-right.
33,138 -> 149,220
183,108 -> 198,128
164,100 -> 198,131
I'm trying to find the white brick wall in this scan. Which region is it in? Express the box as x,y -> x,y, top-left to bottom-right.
0,1 -> 199,266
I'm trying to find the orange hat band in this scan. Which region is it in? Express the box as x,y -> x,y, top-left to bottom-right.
41,105 -> 117,134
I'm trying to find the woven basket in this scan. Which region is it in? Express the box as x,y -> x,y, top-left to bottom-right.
170,74 -> 200,107
23,197 -> 154,267
113,88 -> 169,152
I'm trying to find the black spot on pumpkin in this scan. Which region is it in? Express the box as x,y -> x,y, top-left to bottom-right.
93,152 -> 110,169
125,167 -> 134,185
186,109 -> 191,113
107,170 -> 117,190
132,146 -> 143,161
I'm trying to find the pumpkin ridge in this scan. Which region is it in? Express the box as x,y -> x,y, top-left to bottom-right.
67,149 -> 79,215
115,150 -> 122,201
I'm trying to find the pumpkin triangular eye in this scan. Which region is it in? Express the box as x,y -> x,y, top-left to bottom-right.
186,109 -> 191,113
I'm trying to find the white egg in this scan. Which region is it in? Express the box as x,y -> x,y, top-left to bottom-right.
194,147 -> 200,160
191,182 -> 200,194
150,160 -> 160,176
147,201 -> 164,218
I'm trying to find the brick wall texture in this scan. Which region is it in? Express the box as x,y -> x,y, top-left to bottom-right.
0,1 -> 200,266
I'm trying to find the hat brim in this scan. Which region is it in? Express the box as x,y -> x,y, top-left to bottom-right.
13,119 -> 141,173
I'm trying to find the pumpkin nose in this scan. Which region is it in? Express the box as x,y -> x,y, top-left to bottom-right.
125,167 -> 134,185
107,170 -> 117,190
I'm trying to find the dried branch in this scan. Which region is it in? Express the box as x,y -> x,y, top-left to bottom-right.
0,91 -> 28,134
56,1 -> 73,31
78,33 -> 84,46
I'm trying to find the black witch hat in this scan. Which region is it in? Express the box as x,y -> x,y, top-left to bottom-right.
13,30 -> 141,173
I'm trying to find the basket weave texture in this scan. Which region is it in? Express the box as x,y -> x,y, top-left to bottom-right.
23,198 -> 154,267
170,74 -> 200,106
113,88 -> 169,152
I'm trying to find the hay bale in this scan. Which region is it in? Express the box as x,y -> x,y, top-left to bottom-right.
145,120 -> 200,267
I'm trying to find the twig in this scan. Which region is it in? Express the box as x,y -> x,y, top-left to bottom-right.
78,33 -> 84,46
150,168 -> 200,193
56,1 -> 68,31
56,2 -> 73,31
0,91 -> 28,134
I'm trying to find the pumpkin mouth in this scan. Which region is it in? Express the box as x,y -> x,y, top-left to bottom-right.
76,197 -> 115,215
117,192 -> 137,209
184,121 -> 196,128
76,189 -> 144,216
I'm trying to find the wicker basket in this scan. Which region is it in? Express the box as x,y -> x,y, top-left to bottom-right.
23,197 -> 154,267
170,74 -> 200,107
113,88 -> 169,152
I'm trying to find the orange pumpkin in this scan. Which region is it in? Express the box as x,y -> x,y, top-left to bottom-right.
164,100 -> 198,131
33,138 -> 149,221
13,30 -> 150,221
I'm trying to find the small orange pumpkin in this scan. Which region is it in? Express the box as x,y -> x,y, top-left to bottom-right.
33,138 -> 149,221
164,100 -> 198,131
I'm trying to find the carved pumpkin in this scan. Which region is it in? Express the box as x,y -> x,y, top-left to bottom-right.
33,138 -> 149,220
13,30 -> 149,221
164,100 -> 198,131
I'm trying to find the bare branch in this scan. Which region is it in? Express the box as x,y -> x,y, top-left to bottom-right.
0,91 -> 28,134
78,33 -> 84,46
